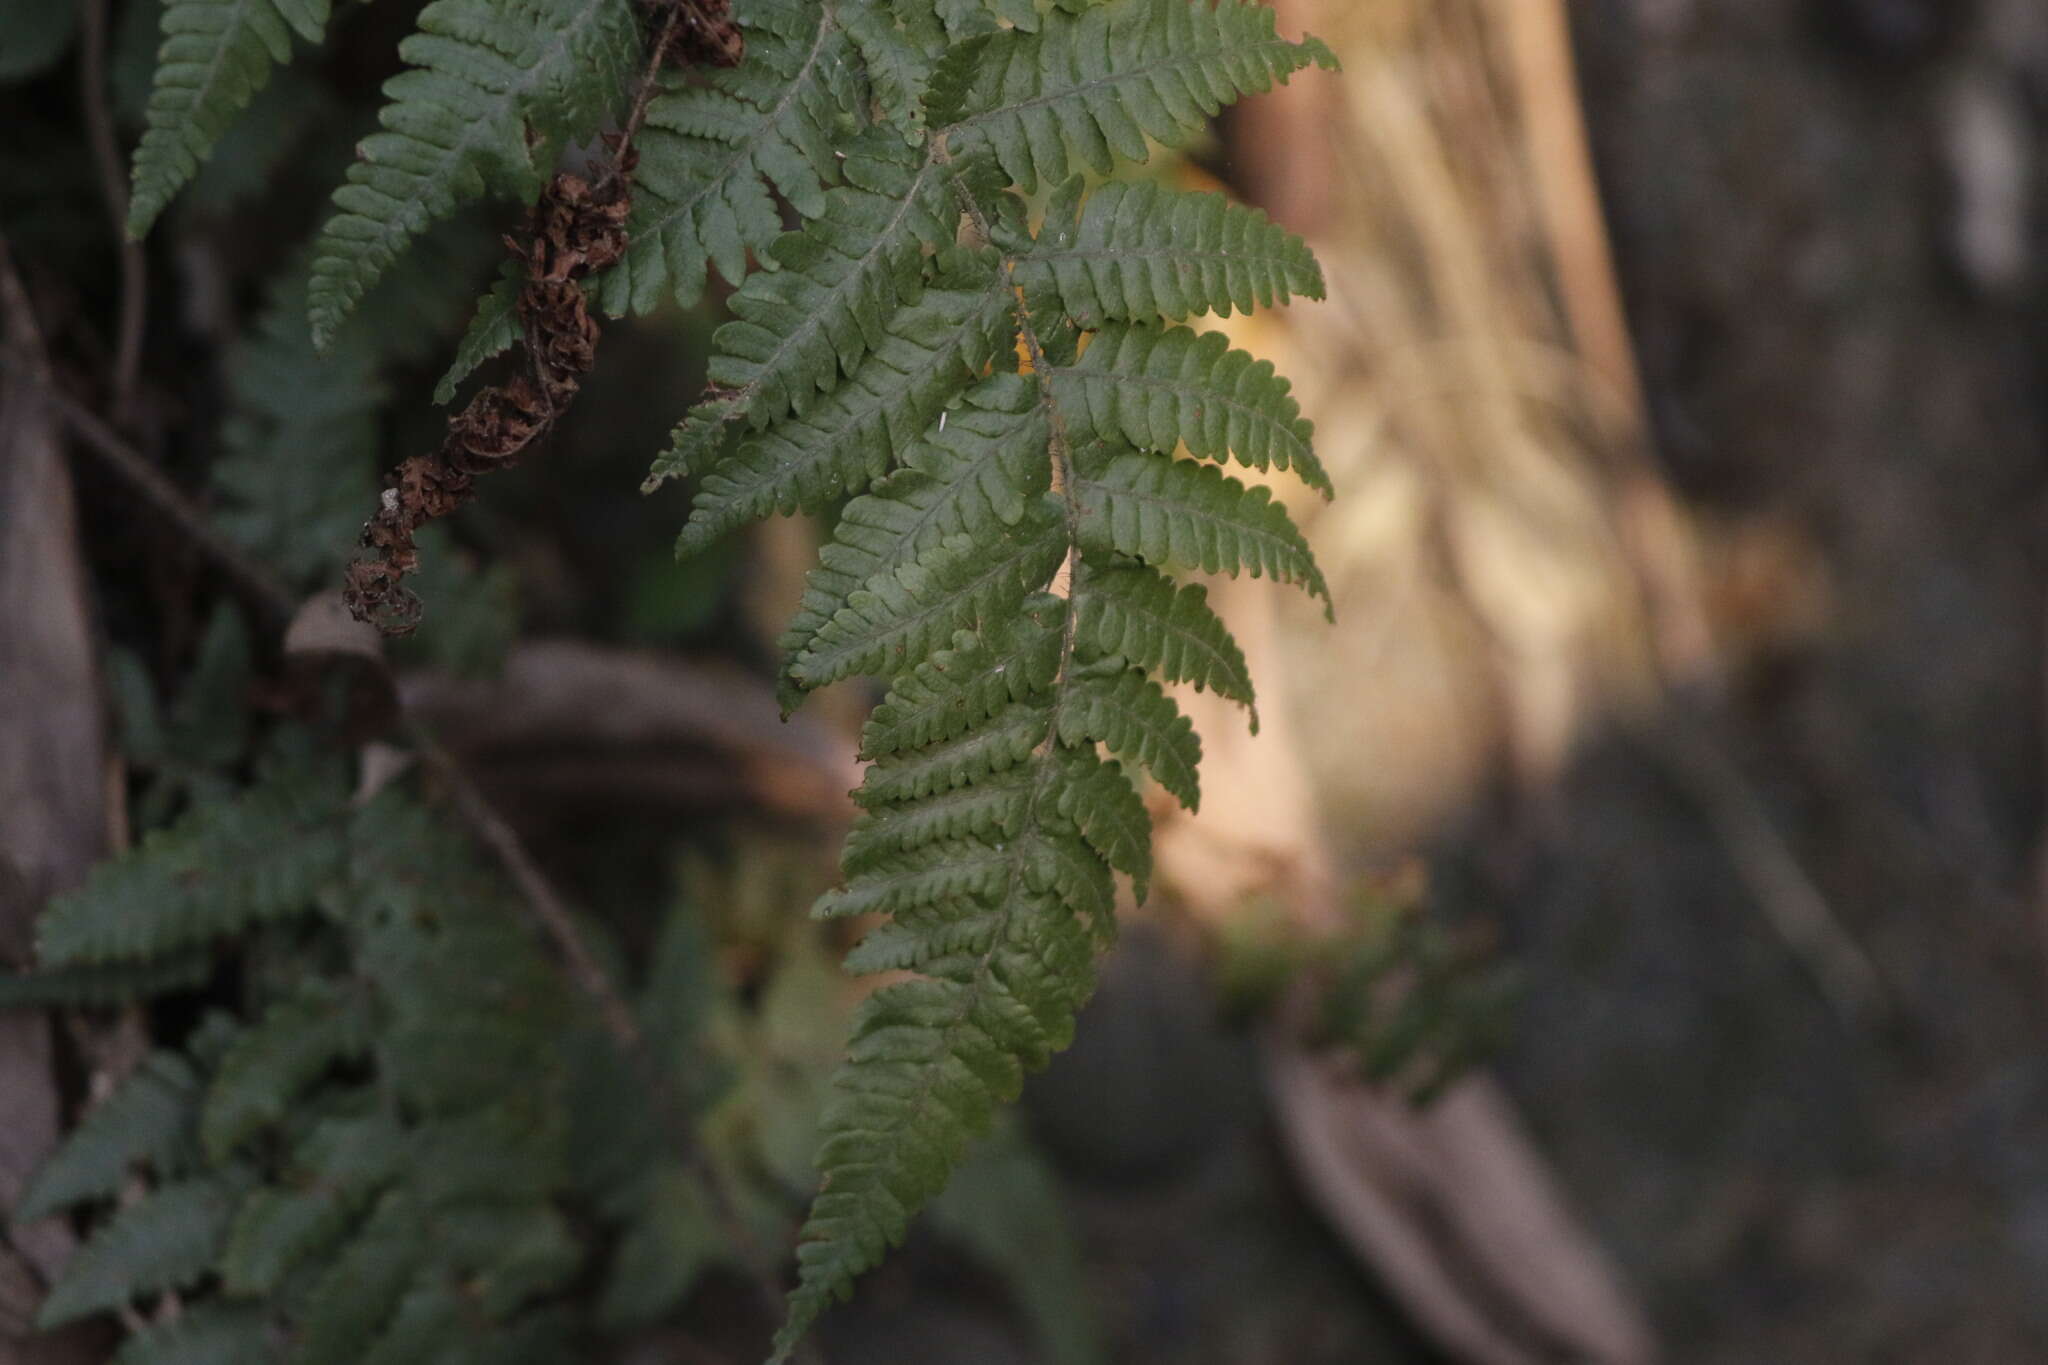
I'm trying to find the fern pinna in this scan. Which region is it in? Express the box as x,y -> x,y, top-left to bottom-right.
648,2 -> 1338,1354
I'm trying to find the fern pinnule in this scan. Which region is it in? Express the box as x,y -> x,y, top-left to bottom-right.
306,0 -> 641,346
127,0 -> 331,238
14,1053 -> 203,1226
1018,176 -> 1327,324
36,1173 -> 251,1329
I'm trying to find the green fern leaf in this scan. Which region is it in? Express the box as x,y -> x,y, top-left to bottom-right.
661,8 -> 1337,1355
857,607 -> 1065,758
773,812 -> 1107,1360
35,753 -> 349,968
218,1114 -> 403,1294
790,518 -> 1066,689
201,981 -> 371,1160
930,0 -> 1337,194
660,268 -> 1015,531
37,1172 -> 250,1329
1054,322 -> 1330,495
0,952 -> 212,1010
127,0 -> 329,237
1070,558 -> 1256,718
15,1052 -> 202,1225
1072,449 -> 1330,604
307,0 -> 640,346
294,1192 -> 426,1365
1018,177 -> 1324,324
668,135 -> 951,470
776,377 -> 1053,684
112,1303 -> 273,1365
433,268 -> 521,404
1056,660 -> 1201,810
595,0 -> 857,316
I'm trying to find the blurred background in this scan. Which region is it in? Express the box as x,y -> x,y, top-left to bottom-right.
6,0 -> 2048,1361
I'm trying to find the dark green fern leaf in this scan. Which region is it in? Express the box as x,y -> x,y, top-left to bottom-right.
651,6 -> 1334,1356
433,268 -> 521,404
201,981 -> 371,1160
929,0 -> 1337,193
307,0 -> 640,346
1071,558 -> 1257,719
776,377 -> 1053,689
659,267 -> 1015,526
1054,322 -> 1330,495
16,1052 -> 203,1225
1072,448 -> 1330,605
665,134 -> 951,471
790,518 -> 1066,689
36,753 -> 349,968
37,1171 -> 251,1329
0,952 -> 212,1010
1017,177 -> 1325,324
218,1114 -> 403,1294
294,1192 -> 427,1365
127,0 -> 329,237
1056,660 -> 1201,810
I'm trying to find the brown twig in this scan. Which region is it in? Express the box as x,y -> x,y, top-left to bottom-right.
77,0 -> 146,421
1,352 -> 297,631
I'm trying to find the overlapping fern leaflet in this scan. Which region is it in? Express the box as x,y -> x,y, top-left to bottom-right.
650,3 -> 1335,1356
126,0 -> 331,237
306,0 -> 641,346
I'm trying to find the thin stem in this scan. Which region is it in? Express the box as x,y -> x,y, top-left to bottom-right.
77,0 -> 146,420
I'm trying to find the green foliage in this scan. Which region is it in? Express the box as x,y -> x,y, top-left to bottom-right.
86,2 -> 1340,1359
595,0 -> 864,317
306,0 -> 641,346
126,0 -> 330,237
35,746 -> 351,969
636,4 -> 1335,1354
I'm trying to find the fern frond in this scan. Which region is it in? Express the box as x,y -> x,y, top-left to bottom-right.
35,754 -> 349,968
929,0 -> 1337,193
37,1172 -> 250,1329
1070,558 -> 1257,718
201,981 -> 371,1160
659,8 -> 1334,1354
1018,177 -> 1325,324
0,952 -> 211,1010
665,135 -> 951,471
776,377 -> 1053,683
307,0 -> 640,345
218,1114 -> 403,1294
857,606 -> 1065,757
294,1192 -> 426,1365
595,0 -> 858,316
789,518 -> 1066,689
126,0 -> 329,237
432,268 -> 521,404
1072,449 -> 1330,604
1054,322 -> 1330,495
658,266 -> 1015,523
16,1052 -> 202,1225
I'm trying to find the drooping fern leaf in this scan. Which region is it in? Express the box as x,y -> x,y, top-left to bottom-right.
14,1051 -> 203,1225
36,1172 -> 252,1329
306,0 -> 641,346
651,3 -> 1334,1356
34,747 -> 350,969
126,0 -> 330,237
